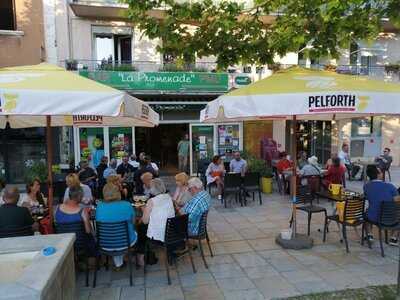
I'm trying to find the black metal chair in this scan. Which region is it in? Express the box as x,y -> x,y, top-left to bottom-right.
364,201 -> 400,257
289,185 -> 327,236
223,173 -> 243,207
323,197 -> 365,253
145,214 -> 196,285
189,211 -> 213,268
93,221 -> 136,287
242,172 -> 262,205
0,225 -> 33,238
197,159 -> 211,188
55,221 -> 95,287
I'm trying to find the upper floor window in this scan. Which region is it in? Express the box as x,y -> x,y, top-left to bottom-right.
0,0 -> 16,31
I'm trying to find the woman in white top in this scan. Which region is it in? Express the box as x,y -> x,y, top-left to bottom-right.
172,172 -> 192,208
63,173 -> 93,206
206,155 -> 226,199
141,178 -> 175,242
19,178 -> 46,211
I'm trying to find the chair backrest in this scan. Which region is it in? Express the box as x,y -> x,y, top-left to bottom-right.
380,201 -> 400,226
224,173 -> 242,188
196,211 -> 209,238
0,225 -> 34,238
96,221 -> 130,250
164,214 -> 189,246
243,172 -> 260,187
197,159 -> 211,176
302,175 -> 321,194
295,185 -> 313,205
55,221 -> 88,252
344,197 -> 365,223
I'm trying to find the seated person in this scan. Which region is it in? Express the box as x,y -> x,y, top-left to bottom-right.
323,157 -> 346,188
134,158 -> 157,195
325,153 -> 338,169
142,178 -> 175,242
129,154 -> 140,171
19,178 -> 46,212
338,143 -> 360,180
364,165 -> 399,244
63,173 -> 93,206
206,155 -> 226,200
106,175 -> 128,200
276,152 -> 293,174
297,151 -> 308,170
54,186 -> 96,255
140,172 -> 154,197
117,154 -> 135,179
229,151 -> 247,176
181,178 -> 211,236
375,148 -> 393,181
299,156 -> 321,186
96,183 -> 137,268
77,160 -> 97,190
103,159 -> 117,179
172,172 -> 192,208
276,152 -> 293,193
0,185 -> 36,233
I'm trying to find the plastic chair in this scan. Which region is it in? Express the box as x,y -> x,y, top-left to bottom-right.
145,214 -> 196,285
55,221 -> 95,287
223,173 -> 242,207
0,225 -> 33,238
290,185 -> 327,236
364,201 -> 400,257
189,211 -> 213,268
93,221 -> 136,287
323,197 -> 365,253
243,172 -> 262,205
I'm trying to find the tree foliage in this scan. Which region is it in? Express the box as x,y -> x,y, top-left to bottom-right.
122,0 -> 400,69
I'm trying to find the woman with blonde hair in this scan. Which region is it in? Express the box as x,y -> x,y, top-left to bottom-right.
106,174 -> 128,199
63,173 -> 93,206
95,182 -> 137,268
172,172 -> 192,208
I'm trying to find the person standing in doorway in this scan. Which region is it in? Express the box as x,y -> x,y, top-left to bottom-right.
177,134 -> 190,173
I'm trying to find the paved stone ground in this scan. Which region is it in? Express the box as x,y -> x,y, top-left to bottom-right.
77,168 -> 400,300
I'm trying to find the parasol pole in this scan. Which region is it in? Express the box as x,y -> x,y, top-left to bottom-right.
291,115 -> 298,237
46,116 -> 54,228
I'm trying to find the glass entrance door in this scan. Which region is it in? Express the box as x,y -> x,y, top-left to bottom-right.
190,124 -> 215,175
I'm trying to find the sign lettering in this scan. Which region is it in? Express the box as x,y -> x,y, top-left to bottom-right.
73,115 -> 103,125
80,71 -> 229,92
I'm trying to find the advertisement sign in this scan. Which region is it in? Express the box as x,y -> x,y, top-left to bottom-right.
80,70 -> 229,92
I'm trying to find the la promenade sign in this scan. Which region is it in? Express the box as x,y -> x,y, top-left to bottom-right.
79,70 -> 229,93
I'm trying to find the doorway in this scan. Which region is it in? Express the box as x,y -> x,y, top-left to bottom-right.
135,124 -> 189,174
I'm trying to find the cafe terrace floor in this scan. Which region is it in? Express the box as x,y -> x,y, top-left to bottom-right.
77,168 -> 400,300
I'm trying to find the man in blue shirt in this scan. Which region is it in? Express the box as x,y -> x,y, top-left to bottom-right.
229,151 -> 247,176
364,164 -> 399,245
182,177 -> 211,236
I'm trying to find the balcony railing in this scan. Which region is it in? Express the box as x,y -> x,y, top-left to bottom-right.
71,0 -> 126,6
63,59 -> 219,73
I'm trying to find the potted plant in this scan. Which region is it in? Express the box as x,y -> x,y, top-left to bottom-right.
247,156 -> 273,194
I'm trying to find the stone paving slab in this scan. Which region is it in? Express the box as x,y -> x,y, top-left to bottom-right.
76,179 -> 399,300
